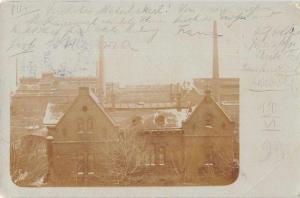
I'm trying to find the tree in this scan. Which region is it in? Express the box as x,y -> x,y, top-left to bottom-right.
102,125 -> 147,185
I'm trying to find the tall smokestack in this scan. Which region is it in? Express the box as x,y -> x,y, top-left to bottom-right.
176,83 -> 182,112
98,35 -> 106,102
111,83 -> 115,108
212,21 -> 220,104
16,58 -> 19,87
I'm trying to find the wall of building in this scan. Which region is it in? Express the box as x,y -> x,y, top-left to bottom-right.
182,93 -> 236,184
48,90 -> 118,185
137,131 -> 185,184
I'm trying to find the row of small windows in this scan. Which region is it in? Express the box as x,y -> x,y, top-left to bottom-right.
145,145 -> 166,166
73,146 -> 166,178
74,147 -> 166,177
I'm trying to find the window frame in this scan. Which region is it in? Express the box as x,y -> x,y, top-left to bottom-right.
86,117 -> 94,134
158,146 -> 166,166
77,118 -> 85,134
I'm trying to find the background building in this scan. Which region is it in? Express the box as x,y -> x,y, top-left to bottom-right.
10,22 -> 239,186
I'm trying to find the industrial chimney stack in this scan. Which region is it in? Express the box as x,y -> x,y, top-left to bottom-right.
97,35 -> 106,103
212,21 -> 220,104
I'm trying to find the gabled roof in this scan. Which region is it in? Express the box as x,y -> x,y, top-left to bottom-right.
142,108 -> 189,129
184,92 -> 233,124
190,85 -> 203,96
89,91 -> 116,126
48,88 -> 116,127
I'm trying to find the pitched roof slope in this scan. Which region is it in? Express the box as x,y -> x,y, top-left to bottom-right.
184,90 -> 233,124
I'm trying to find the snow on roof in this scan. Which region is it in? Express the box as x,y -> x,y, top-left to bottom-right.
43,103 -> 66,126
160,108 -> 189,127
19,127 -> 48,140
30,127 -> 48,137
191,85 -> 204,96
143,108 -> 189,129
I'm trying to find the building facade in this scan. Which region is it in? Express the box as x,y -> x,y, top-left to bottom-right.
45,88 -> 119,186
10,22 -> 239,186
43,87 -> 237,186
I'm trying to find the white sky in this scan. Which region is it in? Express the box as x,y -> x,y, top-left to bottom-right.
1,1 -> 245,87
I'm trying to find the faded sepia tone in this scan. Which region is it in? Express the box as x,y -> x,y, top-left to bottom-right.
10,17 -> 239,186
0,0 -> 299,197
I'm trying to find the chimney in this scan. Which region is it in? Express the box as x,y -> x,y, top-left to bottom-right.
169,84 -> 173,101
111,83 -> 115,108
212,20 -> 220,104
79,87 -> 90,96
176,83 -> 182,112
97,35 -> 106,102
16,58 -> 19,88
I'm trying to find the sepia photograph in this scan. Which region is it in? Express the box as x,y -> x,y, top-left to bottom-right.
8,2 -> 239,187
1,1 -> 299,197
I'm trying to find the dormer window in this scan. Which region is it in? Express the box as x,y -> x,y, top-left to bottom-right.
155,114 -> 166,127
132,115 -> 143,126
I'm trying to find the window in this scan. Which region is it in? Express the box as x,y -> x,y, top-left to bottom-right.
87,154 -> 95,175
146,145 -> 155,166
77,153 -> 95,175
145,145 -> 166,166
87,117 -> 94,133
77,154 -> 85,175
158,147 -> 165,165
77,118 -> 95,134
77,118 -> 85,133
132,116 -> 143,126
118,130 -> 124,140
155,114 -> 166,127
204,113 -> 213,128
205,145 -> 215,164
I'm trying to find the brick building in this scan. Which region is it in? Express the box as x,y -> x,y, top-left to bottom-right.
10,21 -> 239,186
44,87 -> 236,186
